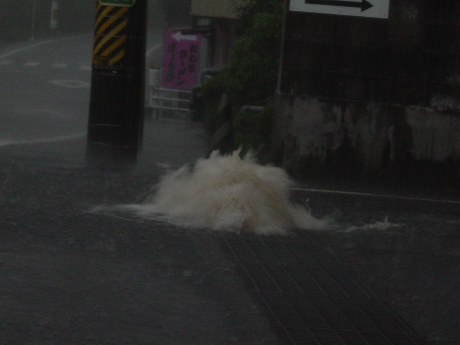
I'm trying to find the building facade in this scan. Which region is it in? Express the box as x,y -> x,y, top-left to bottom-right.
189,0 -> 245,72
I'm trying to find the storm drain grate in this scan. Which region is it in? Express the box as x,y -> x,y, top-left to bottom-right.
216,231 -> 427,345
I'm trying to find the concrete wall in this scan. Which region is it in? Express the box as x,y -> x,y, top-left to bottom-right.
273,0 -> 459,194
272,96 -> 459,191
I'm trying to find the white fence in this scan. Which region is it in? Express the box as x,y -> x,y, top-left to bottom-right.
147,68 -> 192,121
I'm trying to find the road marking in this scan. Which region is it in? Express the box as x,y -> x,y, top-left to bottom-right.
51,63 -> 68,68
0,40 -> 159,71
0,34 -> 92,60
23,62 -> 41,67
0,131 -> 86,147
79,64 -> 92,71
49,79 -> 90,88
1,70 -> 43,74
0,60 -> 92,72
15,108 -> 74,119
292,187 -> 460,204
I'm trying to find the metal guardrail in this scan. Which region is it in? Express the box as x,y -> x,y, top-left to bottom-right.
148,87 -> 192,121
147,68 -> 192,121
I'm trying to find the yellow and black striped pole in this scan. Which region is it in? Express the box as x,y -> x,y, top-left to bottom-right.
87,0 -> 147,164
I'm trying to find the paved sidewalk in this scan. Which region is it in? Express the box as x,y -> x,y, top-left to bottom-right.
217,188 -> 458,345
219,231 -> 428,345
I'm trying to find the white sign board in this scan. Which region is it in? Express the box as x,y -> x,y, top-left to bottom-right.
290,0 -> 390,19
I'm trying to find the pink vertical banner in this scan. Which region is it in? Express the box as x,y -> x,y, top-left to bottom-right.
161,29 -> 202,91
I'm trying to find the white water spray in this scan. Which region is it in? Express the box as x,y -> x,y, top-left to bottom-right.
109,150 -> 330,235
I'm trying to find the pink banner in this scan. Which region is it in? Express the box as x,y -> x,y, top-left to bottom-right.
161,29 -> 202,91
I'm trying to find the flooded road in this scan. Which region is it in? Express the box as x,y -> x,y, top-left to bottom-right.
0,34 -> 458,345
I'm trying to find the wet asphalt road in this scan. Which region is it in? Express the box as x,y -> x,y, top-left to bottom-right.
1,136 -> 458,345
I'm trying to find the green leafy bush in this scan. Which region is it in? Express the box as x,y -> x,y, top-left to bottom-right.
232,105 -> 274,161
201,0 -> 283,156
224,12 -> 282,105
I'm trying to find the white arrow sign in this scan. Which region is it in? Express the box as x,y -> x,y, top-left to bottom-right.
172,32 -> 198,42
290,0 -> 389,18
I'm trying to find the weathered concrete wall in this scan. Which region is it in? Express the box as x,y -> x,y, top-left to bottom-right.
273,0 -> 459,194
272,95 -> 459,192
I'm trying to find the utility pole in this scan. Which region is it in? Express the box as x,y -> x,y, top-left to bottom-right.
87,0 -> 147,165
31,0 -> 37,40
50,0 -> 58,31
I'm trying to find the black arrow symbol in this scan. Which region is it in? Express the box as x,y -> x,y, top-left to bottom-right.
305,0 -> 373,12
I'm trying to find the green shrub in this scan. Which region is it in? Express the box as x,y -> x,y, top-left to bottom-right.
224,12 -> 282,106
200,74 -> 228,133
201,0 -> 283,156
232,105 -> 274,161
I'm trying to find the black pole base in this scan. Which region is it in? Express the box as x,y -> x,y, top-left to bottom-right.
86,140 -> 138,170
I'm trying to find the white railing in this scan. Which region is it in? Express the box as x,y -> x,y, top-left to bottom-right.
147,68 -> 192,121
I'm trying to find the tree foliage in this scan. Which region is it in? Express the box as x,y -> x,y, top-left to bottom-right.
217,0 -> 284,105
202,0 -> 284,156
225,11 -> 282,104
234,0 -> 284,33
